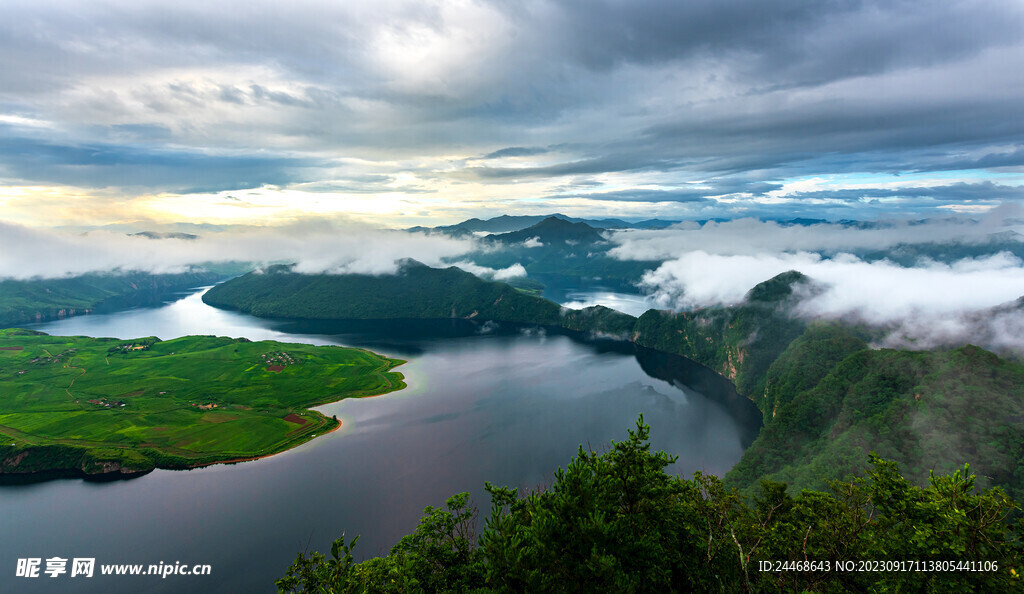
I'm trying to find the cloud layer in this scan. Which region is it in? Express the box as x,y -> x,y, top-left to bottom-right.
0,220 -> 475,279
1,0 -> 1023,224
641,251 -> 1024,323
616,216 -> 1024,352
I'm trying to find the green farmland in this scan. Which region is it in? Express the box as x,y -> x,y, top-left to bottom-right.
0,328 -> 405,476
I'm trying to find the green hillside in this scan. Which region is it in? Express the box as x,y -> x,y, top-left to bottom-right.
727,344 -> 1024,499
0,269 -> 226,327
202,260 -> 638,338
632,271 -> 811,408
0,329 -> 404,476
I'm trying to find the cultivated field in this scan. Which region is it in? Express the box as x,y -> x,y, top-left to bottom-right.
0,329 -> 405,474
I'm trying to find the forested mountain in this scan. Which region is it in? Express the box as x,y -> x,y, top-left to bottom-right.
632,271 -> 812,405
0,269 -> 227,327
482,216 -> 607,245
626,271 -> 1024,498
407,213 -> 679,235
202,260 -> 637,338
727,343 -> 1024,499
457,217 -> 662,286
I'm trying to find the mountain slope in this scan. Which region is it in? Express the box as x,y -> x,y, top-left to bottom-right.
408,213 -> 680,235
0,270 -> 225,327
632,271 -> 811,408
483,216 -> 607,246
726,344 -> 1024,499
202,261 -> 637,336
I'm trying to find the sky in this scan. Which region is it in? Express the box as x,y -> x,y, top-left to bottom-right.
1,0 -> 1023,229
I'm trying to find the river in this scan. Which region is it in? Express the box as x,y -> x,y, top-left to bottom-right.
1,287 -> 760,592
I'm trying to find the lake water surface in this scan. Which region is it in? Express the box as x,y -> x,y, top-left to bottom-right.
1,287 -> 760,593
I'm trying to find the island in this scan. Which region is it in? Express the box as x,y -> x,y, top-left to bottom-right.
0,328 -> 405,477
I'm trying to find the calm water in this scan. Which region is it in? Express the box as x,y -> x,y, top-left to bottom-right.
535,274 -> 657,317
1,288 -> 760,593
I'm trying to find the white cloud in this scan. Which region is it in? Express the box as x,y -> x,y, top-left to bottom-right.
0,220 -> 476,279
641,249 -> 1024,353
521,236 -> 544,248
642,250 -> 1024,319
609,216 -> 1022,261
448,260 -> 527,281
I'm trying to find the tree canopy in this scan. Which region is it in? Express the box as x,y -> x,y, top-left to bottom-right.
277,419 -> 1022,593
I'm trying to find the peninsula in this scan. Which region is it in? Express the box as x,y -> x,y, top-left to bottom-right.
0,328 -> 405,477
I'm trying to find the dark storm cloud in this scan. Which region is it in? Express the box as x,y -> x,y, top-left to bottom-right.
525,0 -> 1022,83
910,149 -> 1024,173
0,0 -> 1020,208
463,155 -> 663,179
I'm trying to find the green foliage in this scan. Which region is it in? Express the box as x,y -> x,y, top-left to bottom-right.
759,323 -> 869,423
278,494 -> 486,593
203,261 -> 638,338
632,271 -> 809,401
727,344 -> 1024,502
278,419 -> 1023,592
0,329 -> 402,475
204,261 -> 563,324
0,270 -> 226,327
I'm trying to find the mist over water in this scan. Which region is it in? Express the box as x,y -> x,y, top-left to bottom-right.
0,287 -> 759,593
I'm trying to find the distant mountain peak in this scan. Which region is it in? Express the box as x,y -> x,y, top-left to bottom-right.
488,216 -> 606,245
406,213 -> 680,236
744,270 -> 811,304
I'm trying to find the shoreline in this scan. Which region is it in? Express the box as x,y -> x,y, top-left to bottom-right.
193,417 -> 344,468
189,366 -> 408,470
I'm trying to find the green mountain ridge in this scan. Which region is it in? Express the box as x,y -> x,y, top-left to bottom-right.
483,216 -> 608,246
201,260 -> 638,338
727,342 -> 1024,499
632,270 -> 812,405
0,269 -> 228,328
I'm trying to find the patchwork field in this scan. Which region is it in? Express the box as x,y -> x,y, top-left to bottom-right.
0,328 -> 405,475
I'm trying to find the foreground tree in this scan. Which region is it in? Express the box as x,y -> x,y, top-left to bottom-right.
278,418 -> 1022,593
